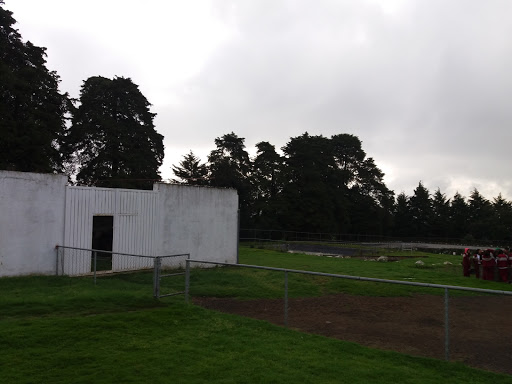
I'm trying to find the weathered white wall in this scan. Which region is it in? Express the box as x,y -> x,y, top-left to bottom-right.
155,184 -> 238,264
0,171 -> 67,276
64,187 -> 160,274
0,171 -> 239,277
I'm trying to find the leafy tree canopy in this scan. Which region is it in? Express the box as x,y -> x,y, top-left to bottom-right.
67,76 -> 164,189
177,129 -> 512,242
0,2 -> 70,173
251,141 -> 285,229
253,141 -> 283,199
207,132 -> 253,225
408,181 -> 432,237
208,132 -> 251,189
172,150 -> 208,185
430,188 -> 451,238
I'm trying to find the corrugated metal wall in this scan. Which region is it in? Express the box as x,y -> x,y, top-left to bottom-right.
63,187 -> 160,275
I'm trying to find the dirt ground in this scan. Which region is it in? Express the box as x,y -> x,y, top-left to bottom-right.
194,294 -> 512,375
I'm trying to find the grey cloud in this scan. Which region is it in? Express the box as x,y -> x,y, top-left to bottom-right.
14,0 -> 511,200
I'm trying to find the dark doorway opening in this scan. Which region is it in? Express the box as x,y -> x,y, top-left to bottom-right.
92,216 -> 114,271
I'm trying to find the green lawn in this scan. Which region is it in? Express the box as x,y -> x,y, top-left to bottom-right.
1,247 -> 511,383
186,246 -> 512,299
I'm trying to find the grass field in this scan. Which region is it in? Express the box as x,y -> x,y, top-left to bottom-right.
188,246 -> 512,299
1,246 -> 511,383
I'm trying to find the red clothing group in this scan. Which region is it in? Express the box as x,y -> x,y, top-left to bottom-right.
464,248 -> 512,283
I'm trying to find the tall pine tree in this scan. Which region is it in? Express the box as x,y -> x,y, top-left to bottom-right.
281,133 -> 338,233
467,189 -> 495,241
0,2 -> 70,173
67,76 -> 164,189
449,192 -> 469,239
431,188 -> 451,239
393,192 -> 413,237
408,182 -> 432,238
207,132 -> 252,225
172,151 -> 208,185
251,141 -> 284,228
492,194 -> 512,241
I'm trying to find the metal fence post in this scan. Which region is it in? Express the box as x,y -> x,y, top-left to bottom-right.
444,287 -> 450,361
93,251 -> 97,285
153,257 -> 161,298
55,246 -> 59,276
185,258 -> 190,304
237,209 -> 240,264
284,271 -> 288,327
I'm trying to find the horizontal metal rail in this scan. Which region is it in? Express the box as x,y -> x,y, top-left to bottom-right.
160,272 -> 185,278
55,245 -> 189,259
158,291 -> 186,298
188,259 -> 512,296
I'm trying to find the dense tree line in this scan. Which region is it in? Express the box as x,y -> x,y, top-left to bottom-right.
172,132 -> 396,235
173,133 -> 512,243
394,184 -> 512,243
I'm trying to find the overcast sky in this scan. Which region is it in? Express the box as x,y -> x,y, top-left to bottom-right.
6,0 -> 512,201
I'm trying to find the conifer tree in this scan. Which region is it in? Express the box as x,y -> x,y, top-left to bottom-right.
172,151 -> 208,185
0,2 -> 70,172
67,76 -> 164,189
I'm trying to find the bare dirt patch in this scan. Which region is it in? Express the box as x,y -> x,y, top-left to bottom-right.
194,293 -> 512,375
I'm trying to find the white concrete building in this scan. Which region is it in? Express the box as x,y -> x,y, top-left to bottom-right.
0,171 -> 238,277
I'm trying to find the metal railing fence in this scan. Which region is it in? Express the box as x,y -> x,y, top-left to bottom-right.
185,259 -> 512,369
55,245 -> 189,298
240,228 -> 512,250
241,238 -> 400,257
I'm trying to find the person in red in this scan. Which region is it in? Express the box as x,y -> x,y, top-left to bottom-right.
472,249 -> 481,279
496,249 -> 508,282
508,248 -> 512,283
481,249 -> 496,281
462,248 -> 471,277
